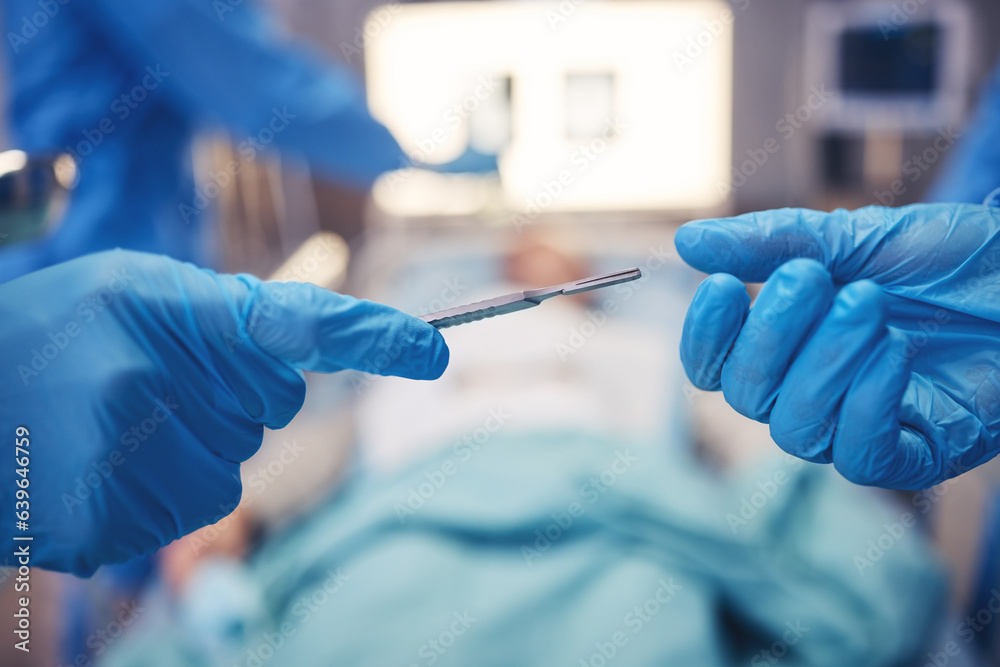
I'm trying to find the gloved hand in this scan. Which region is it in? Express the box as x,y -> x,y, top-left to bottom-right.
0,250 -> 448,575
676,203 -> 1000,490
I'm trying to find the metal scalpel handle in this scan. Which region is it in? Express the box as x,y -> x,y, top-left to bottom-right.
418,267 -> 642,330
418,293 -> 537,329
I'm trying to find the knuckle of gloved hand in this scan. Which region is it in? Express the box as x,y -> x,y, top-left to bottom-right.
834,438 -> 914,487
679,333 -> 715,390
681,293 -> 734,388
702,272 -> 746,295
684,353 -> 723,391
769,416 -> 823,456
769,258 -> 830,293
748,261 -> 830,330
189,472 -> 243,534
721,378 -> 772,422
833,456 -> 885,487
691,273 -> 747,329
833,280 -> 885,319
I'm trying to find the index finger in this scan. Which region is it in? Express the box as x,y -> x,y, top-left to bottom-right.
673,204 -> 1000,286
246,281 -> 450,380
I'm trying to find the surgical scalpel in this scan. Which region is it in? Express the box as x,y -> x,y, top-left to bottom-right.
418,267 -> 642,329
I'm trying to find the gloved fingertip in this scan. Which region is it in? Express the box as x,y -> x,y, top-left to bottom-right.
833,280 -> 887,318
673,221 -> 704,257
414,322 -> 450,380
830,329 -> 917,487
676,213 -> 803,282
364,316 -> 451,380
765,258 -> 835,308
680,272 -> 749,390
772,256 -> 830,282
701,271 -> 749,297
674,218 -> 741,272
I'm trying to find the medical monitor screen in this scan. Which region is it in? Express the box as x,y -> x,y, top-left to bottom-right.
839,23 -> 940,94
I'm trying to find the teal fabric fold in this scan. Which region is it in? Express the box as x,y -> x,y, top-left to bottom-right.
103,430 -> 945,667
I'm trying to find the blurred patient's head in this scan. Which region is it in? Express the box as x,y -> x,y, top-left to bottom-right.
503,229 -> 590,305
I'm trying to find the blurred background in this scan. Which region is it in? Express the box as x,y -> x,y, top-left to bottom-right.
2,0 -> 991,275
3,0 -> 1000,665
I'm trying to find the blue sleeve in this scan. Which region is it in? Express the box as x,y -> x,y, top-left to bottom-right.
73,0 -> 404,186
927,58 -> 1000,204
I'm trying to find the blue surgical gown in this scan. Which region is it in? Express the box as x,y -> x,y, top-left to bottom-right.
929,56 -> 1000,204
0,0 -> 403,282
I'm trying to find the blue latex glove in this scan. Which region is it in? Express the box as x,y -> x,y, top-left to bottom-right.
927,55 -> 1000,204
0,250 -> 448,575
676,203 -> 1000,490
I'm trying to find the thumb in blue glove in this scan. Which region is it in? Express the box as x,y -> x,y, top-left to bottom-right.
676,203 -> 1000,490
0,249 -> 448,575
